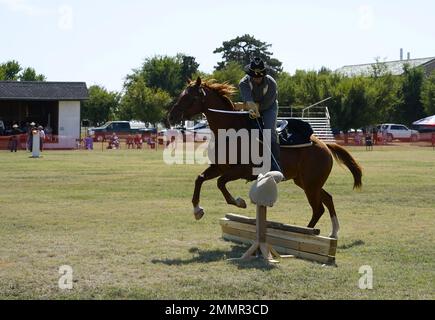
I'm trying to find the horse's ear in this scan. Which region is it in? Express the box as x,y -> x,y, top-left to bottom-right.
196,77 -> 202,87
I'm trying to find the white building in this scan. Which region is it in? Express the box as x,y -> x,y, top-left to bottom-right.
336,56 -> 435,77
0,81 -> 88,149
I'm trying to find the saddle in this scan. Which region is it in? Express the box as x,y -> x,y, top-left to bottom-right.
277,119 -> 313,148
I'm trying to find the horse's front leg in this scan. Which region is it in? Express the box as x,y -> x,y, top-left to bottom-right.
192,165 -> 221,220
217,171 -> 248,209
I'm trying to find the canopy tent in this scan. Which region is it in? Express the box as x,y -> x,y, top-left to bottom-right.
413,115 -> 435,126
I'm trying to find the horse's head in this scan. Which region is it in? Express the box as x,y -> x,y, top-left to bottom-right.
168,77 -> 207,125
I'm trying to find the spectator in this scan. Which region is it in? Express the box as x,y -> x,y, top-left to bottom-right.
38,126 -> 46,151
355,132 -> 361,145
8,124 -> 19,152
373,129 -> 378,145
126,134 -> 134,149
109,132 -> 120,149
134,134 -> 143,149
365,133 -> 373,151
84,135 -> 94,150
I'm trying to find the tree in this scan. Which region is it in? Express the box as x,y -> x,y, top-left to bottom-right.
213,34 -> 283,77
0,60 -> 22,80
370,58 -> 389,78
20,67 -> 46,81
82,85 -> 120,126
318,66 -> 332,75
366,72 -> 401,124
276,72 -> 296,106
125,54 -> 199,97
119,78 -> 172,124
328,77 -> 371,133
421,71 -> 435,116
0,60 -> 46,81
394,65 -> 426,125
292,70 -> 322,105
211,61 -> 245,102
179,54 -> 200,82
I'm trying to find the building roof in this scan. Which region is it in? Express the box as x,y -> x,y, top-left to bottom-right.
336,57 -> 435,77
0,81 -> 89,101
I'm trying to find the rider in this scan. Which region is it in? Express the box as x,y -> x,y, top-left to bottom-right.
239,57 -> 281,173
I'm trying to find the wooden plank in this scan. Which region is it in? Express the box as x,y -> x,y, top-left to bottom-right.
225,213 -> 320,235
222,233 -> 254,246
222,232 -> 335,265
221,218 -> 336,246
222,225 -> 335,257
271,245 -> 336,265
220,219 -> 336,248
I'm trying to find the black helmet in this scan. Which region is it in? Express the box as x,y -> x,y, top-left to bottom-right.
245,57 -> 267,78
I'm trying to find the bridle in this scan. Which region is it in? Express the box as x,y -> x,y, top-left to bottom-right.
178,86 -> 207,121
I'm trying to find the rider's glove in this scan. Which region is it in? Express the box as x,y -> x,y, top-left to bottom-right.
247,101 -> 260,119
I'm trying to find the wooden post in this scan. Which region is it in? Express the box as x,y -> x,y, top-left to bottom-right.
239,205 -> 282,263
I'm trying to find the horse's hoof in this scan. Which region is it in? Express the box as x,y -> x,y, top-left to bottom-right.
194,207 -> 205,221
235,198 -> 247,209
329,233 -> 338,240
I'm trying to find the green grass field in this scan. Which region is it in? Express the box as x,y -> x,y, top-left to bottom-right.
0,145 -> 434,300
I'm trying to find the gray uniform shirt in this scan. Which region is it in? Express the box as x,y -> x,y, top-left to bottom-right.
239,75 -> 278,111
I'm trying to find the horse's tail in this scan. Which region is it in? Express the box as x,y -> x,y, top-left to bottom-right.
326,143 -> 363,190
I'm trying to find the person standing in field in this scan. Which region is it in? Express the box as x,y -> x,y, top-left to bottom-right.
38,126 -> 46,151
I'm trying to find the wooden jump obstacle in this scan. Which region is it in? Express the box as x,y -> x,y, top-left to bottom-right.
220,213 -> 338,265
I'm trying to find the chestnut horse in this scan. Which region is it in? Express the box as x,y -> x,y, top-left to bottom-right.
168,78 -> 362,239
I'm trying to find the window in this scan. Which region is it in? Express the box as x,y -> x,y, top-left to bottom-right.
118,123 -> 130,130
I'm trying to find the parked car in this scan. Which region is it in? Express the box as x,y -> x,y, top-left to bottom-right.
378,124 -> 419,142
88,121 -> 157,141
160,121 -> 212,143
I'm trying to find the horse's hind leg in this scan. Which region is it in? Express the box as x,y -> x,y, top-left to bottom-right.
192,165 -> 221,220
321,189 -> 340,239
294,178 -> 325,229
217,172 -> 248,209
306,190 -> 325,229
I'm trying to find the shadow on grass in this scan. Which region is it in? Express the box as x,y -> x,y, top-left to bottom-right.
151,245 -> 277,270
338,240 -> 365,250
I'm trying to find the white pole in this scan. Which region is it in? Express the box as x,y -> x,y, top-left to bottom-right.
32,130 -> 40,158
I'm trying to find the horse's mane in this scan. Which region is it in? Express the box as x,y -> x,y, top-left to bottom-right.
189,79 -> 236,110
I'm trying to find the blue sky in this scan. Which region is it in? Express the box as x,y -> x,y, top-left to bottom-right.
1,0 -> 434,92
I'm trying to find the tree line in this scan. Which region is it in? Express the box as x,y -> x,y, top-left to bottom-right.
2,34 -> 435,131
0,60 -> 46,81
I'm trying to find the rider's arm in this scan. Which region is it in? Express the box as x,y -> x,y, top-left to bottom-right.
260,76 -> 278,110
239,75 -> 254,103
